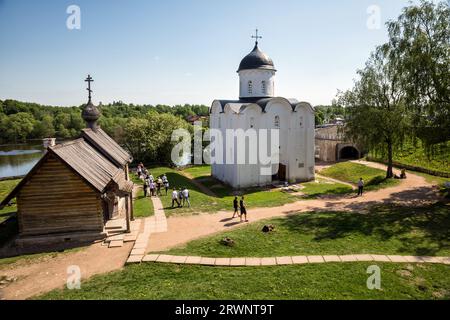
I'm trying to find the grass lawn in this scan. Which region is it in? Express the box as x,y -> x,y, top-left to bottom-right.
300,178 -> 353,198
163,204 -> 450,257
137,166 -> 301,217
182,165 -> 211,179
38,262 -> 450,300
321,162 -> 400,191
133,188 -> 154,218
0,179 -> 20,222
135,166 -> 361,216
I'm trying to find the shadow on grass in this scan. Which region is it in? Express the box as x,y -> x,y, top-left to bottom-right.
278,203 -> 450,256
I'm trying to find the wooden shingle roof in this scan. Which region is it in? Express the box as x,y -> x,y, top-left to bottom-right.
50,139 -> 120,193
82,128 -> 132,167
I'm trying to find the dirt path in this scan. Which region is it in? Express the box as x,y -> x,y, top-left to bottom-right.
316,173 -> 357,190
0,241 -> 133,300
0,161 -> 441,300
179,171 -> 218,197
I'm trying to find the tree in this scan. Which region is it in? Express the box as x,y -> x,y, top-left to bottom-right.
339,47 -> 410,178
385,0 -> 450,146
123,118 -> 153,163
3,112 -> 36,142
32,115 -> 55,138
123,113 -> 192,165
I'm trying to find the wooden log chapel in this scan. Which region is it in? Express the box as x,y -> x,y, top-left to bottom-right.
0,75 -> 134,249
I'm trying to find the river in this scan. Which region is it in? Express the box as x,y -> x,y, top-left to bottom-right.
0,143 -> 45,179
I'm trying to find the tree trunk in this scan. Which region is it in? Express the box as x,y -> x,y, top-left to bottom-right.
386,140 -> 394,179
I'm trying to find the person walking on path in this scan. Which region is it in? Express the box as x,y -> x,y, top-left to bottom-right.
143,179 -> 148,197
357,178 -> 364,196
178,188 -> 184,207
232,196 -> 239,218
149,180 -> 156,197
240,196 -> 248,222
156,177 -> 163,196
172,188 -> 180,208
182,187 -> 191,208
164,180 -> 170,196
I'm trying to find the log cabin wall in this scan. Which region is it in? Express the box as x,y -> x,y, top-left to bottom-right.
17,154 -> 104,236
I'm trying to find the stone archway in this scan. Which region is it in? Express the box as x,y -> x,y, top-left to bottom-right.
337,144 -> 360,161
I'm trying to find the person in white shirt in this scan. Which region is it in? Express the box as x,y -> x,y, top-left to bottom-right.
182,187 -> 190,208
172,188 -> 180,208
357,178 -> 364,196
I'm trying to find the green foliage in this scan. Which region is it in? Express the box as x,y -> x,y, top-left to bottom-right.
339,46 -> 410,178
339,0 -> 450,177
314,104 -> 346,125
0,99 -> 209,147
385,0 -> 450,145
123,113 -> 192,165
0,112 -> 36,142
370,140 -> 450,174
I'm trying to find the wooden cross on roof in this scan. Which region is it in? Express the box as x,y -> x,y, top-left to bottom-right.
252,28 -> 262,45
85,74 -> 94,102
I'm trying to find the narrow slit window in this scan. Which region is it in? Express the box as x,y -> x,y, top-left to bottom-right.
274,115 -> 280,128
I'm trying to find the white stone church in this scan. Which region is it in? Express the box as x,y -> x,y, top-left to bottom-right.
209,36 -> 315,189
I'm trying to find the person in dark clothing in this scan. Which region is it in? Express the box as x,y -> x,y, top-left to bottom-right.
232,197 -> 239,218
357,178 -> 364,196
240,196 -> 247,222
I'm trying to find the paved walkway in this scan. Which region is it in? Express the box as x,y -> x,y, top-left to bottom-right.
127,254 -> 450,266
127,196 -> 168,263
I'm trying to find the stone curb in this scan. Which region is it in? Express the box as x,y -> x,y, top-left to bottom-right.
126,254 -> 450,266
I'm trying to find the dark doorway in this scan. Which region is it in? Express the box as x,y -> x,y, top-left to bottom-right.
340,146 -> 359,160
272,163 -> 287,181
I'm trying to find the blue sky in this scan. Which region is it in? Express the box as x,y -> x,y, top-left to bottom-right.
0,0 -> 436,107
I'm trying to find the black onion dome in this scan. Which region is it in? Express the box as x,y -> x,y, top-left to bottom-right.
237,43 -> 276,72
82,101 -> 100,122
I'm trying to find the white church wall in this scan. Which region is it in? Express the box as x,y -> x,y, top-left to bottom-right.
239,69 -> 275,98
237,105 -> 262,188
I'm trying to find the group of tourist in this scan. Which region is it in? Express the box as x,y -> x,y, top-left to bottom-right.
171,187 -> 190,208
137,164 -> 170,197
136,163 -> 191,209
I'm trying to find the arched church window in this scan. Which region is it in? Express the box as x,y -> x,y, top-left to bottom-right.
262,81 -> 267,94
250,117 -> 255,129
299,116 -> 304,128
248,81 -> 253,94
274,115 -> 280,128
218,117 -> 221,129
